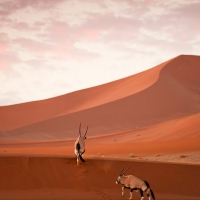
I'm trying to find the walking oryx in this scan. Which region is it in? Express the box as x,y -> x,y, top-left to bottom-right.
116,165 -> 155,200
74,123 -> 88,165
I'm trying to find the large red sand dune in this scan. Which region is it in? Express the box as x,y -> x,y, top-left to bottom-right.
0,54 -> 200,156
0,54 -> 200,199
0,55 -> 199,141
0,57 -> 173,132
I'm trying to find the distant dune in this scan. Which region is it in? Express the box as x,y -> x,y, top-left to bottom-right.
0,56 -> 173,132
0,55 -> 200,156
0,55 -> 199,141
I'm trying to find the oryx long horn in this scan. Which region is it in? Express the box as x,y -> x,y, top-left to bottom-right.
121,164 -> 134,175
120,164 -> 128,175
84,125 -> 89,137
79,123 -> 82,136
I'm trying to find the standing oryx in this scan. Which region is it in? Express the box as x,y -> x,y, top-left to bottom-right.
74,123 -> 88,165
116,165 -> 155,200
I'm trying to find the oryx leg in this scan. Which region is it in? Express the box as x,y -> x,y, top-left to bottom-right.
145,188 -> 151,200
75,150 -> 79,166
140,189 -> 144,200
129,189 -> 134,200
75,142 -> 81,165
76,155 -> 79,165
122,186 -> 124,196
147,193 -> 151,200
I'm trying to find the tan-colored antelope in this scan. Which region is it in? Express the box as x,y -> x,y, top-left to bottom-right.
116,165 -> 155,200
74,123 -> 88,165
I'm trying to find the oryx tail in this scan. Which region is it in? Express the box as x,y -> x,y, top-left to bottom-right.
144,180 -> 155,200
78,154 -> 85,162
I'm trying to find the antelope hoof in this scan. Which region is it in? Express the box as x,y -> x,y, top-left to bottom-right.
122,192 -> 124,196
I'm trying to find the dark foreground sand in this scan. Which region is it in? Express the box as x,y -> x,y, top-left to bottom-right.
0,156 -> 200,200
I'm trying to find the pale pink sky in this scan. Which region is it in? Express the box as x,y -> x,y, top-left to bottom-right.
0,0 -> 200,105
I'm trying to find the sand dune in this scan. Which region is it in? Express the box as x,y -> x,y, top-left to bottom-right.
0,54 -> 200,158
0,157 -> 200,200
0,57 -> 173,132
1,55 -> 199,141
0,55 -> 200,199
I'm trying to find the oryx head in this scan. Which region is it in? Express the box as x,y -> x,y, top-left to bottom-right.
116,164 -> 133,184
79,123 -> 88,140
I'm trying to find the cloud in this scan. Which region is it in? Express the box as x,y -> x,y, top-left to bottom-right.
0,0 -> 200,105
0,0 -> 64,17
0,33 -> 9,53
0,52 -> 21,71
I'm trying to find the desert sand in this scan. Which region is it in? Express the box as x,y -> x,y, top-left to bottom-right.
0,55 -> 200,199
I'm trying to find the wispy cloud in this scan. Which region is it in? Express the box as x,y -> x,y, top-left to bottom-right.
0,0 -> 200,105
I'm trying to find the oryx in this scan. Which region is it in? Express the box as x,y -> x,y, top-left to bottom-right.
74,123 -> 88,165
116,165 -> 155,200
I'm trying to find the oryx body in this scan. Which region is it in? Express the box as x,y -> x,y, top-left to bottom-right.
116,165 -> 155,200
74,123 -> 88,165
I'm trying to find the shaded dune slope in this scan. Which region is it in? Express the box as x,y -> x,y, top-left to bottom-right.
2,55 -> 199,140
0,57 -> 171,132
